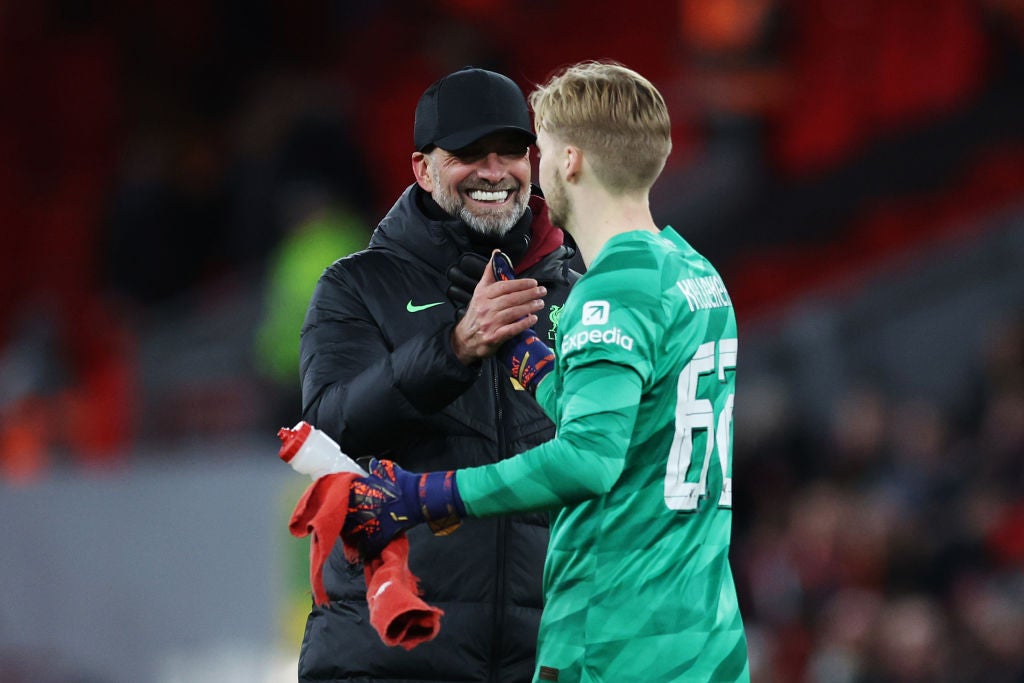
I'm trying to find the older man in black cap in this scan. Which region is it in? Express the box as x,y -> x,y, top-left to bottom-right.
296,67 -> 582,682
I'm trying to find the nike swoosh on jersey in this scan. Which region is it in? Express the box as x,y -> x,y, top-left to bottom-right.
406,300 -> 445,312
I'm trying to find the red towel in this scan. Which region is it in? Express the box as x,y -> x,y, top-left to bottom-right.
288,472 -> 444,650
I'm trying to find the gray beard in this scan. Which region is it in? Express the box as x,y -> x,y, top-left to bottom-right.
457,204 -> 525,237
432,183 -> 529,238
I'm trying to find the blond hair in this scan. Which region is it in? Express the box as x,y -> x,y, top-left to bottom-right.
529,61 -> 672,193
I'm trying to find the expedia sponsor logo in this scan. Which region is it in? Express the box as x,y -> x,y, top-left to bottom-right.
582,300 -> 610,325
561,326 -> 635,353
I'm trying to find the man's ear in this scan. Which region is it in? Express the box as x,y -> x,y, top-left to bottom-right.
412,152 -> 433,192
565,145 -> 583,184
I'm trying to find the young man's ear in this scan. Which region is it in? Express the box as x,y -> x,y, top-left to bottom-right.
565,145 -> 583,184
412,152 -> 433,192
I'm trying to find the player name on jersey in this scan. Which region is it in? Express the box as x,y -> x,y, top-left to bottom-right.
676,275 -> 732,312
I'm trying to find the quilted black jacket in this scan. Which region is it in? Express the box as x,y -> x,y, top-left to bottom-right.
297,184 -> 580,682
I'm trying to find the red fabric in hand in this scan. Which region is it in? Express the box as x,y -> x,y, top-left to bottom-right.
288,472 -> 444,650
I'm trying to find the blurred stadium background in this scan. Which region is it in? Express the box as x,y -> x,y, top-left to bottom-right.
1,1 -> 1022,681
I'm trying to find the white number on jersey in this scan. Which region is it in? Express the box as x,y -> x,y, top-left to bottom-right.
664,338 -> 737,511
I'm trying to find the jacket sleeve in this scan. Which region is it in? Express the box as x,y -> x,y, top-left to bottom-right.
299,265 -> 480,456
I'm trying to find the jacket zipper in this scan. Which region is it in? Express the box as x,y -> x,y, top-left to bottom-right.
490,361 -> 507,683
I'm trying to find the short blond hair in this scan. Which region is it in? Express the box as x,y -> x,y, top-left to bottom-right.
529,61 -> 672,194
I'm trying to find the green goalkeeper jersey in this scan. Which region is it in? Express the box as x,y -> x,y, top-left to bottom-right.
457,227 -> 749,683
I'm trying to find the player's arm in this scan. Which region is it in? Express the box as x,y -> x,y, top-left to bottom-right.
534,370 -> 559,420
344,360 -> 643,557
457,359 -> 641,515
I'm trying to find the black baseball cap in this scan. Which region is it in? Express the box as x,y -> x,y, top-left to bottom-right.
414,67 -> 536,153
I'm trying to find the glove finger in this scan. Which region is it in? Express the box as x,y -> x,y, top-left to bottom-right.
457,252 -> 488,280
446,283 -> 472,308
446,265 -> 479,294
367,458 -> 393,484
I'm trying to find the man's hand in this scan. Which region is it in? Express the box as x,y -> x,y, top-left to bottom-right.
449,252 -> 547,366
343,459 -> 465,559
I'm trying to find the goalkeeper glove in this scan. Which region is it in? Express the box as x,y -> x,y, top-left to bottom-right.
344,459 -> 466,559
491,251 -> 556,393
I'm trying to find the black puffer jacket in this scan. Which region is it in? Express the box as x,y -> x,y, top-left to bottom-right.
297,184 -> 580,682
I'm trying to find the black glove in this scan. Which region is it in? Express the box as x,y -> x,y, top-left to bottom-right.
445,252 -> 489,320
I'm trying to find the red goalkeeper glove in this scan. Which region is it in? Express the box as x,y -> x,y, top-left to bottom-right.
491,251 -> 556,393
344,459 -> 466,559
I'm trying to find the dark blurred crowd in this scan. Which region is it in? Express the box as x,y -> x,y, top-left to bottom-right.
1,0 -> 1023,465
732,313 -> 1024,682
1,2 -> 1023,680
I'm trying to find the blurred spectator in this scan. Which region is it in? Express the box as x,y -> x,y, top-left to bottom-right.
223,73 -> 376,270
861,595 -> 952,683
0,295 -> 135,481
667,0 -> 788,260
252,185 -> 368,427
102,120 -> 230,306
951,572 -> 1024,683
805,587 -> 884,683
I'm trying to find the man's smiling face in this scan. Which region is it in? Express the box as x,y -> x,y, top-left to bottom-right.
421,131 -> 532,237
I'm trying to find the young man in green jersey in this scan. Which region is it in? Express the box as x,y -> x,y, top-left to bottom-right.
345,61 -> 751,683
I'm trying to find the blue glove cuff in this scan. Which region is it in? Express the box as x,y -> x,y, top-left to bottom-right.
497,332 -> 555,393
418,470 -> 465,535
